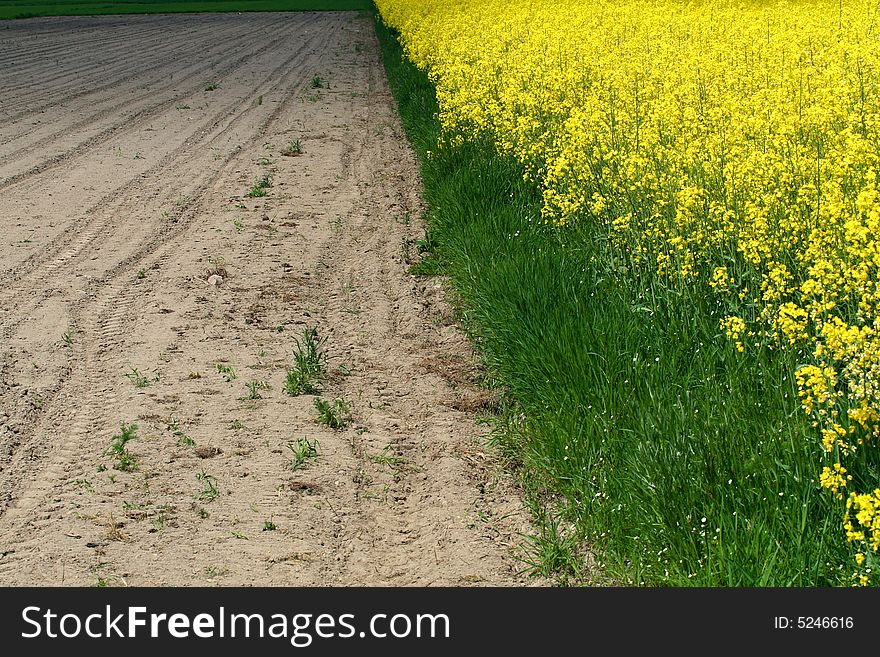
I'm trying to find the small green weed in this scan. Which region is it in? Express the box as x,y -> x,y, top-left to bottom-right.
313,397 -> 351,430
108,423 -> 138,472
243,380 -> 271,400
196,470 -> 219,503
284,327 -> 326,396
124,367 -> 150,389
281,139 -> 303,156
370,444 -> 406,469
168,416 -> 195,447
287,437 -> 319,470
518,515 -> 586,586
216,362 -> 236,382
246,176 -> 272,198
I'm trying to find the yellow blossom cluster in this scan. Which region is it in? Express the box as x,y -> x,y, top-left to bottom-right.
720,315 -> 747,353
846,489 -> 880,581
376,0 -> 880,573
820,463 -> 852,499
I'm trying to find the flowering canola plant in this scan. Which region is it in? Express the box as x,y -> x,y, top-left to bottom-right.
376,0 -> 880,581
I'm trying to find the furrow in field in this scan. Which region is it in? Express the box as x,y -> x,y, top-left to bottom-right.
0,16 -> 326,314
0,15 -> 291,125
0,16 -> 321,194
0,17 -> 344,531
0,19 -> 297,167
0,20 -> 171,69
0,12 -> 532,588
0,23 -> 226,121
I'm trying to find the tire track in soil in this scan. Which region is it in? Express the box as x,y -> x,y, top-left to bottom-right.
0,15 -> 272,100
0,27 -> 181,103
0,17 -> 177,64
0,16 -> 321,194
0,15 -> 324,309
0,23 -> 175,90
0,15 -> 307,147
0,13 -> 538,587
0,18 -> 276,145
0,18 -> 340,529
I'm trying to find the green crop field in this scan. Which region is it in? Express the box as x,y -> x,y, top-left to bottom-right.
0,0 -> 371,20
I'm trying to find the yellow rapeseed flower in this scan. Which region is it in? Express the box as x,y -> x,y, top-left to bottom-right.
378,0 -> 880,568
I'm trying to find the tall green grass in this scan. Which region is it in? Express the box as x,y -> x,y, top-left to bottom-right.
376,16 -> 856,586
0,1 -> 371,21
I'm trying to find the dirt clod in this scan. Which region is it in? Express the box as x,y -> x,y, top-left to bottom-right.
194,446 -> 221,459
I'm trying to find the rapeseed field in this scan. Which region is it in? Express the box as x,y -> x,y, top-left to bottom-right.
377,0 -> 880,585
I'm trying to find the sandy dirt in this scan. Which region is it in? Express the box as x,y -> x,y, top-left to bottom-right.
0,12 -> 537,586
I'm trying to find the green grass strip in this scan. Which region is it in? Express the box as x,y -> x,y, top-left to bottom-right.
375,15 -> 858,586
0,1 -> 371,20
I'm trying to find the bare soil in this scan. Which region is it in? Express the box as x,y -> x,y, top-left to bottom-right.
0,12 -> 537,586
